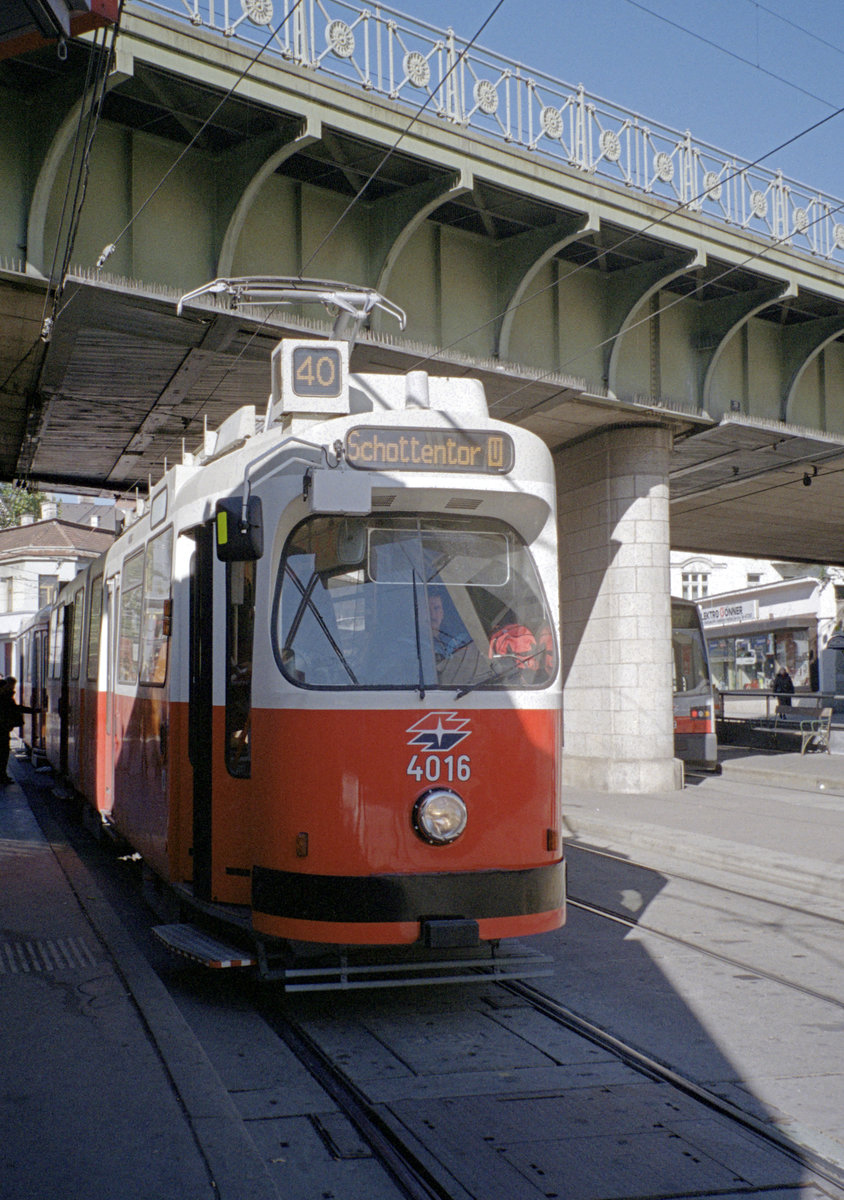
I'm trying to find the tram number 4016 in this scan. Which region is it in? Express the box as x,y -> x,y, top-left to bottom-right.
407,754 -> 471,782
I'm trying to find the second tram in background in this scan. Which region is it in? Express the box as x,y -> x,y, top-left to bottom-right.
16,279 -> 564,989
672,597 -> 718,771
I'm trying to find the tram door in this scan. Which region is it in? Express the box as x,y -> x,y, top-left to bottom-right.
28,628 -> 48,754
58,602 -> 72,778
189,524 -> 214,901
188,520 -> 255,904
104,577 -> 119,815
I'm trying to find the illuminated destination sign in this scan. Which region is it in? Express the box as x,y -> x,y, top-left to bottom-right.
345,427 -> 514,474
291,346 -> 343,398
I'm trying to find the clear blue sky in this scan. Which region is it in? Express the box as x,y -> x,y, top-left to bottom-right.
390,0 -> 844,200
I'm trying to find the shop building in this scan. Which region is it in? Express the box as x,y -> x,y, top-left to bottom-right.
671,552 -> 844,693
697,577 -> 840,692
0,510 -> 117,676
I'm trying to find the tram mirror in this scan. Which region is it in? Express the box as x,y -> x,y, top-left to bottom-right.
314,517 -> 366,574
215,496 -> 264,561
337,518 -> 366,564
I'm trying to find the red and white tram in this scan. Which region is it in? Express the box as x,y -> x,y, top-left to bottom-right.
18,280 -> 564,986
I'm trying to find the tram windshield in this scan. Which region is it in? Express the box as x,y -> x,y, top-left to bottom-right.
672,602 -> 712,695
273,514 -> 556,692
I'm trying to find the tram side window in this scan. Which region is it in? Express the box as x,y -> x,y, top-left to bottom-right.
225,559 -> 255,778
118,550 -> 144,684
48,607 -> 63,679
139,529 -> 173,686
86,578 -> 103,682
69,597 -> 84,680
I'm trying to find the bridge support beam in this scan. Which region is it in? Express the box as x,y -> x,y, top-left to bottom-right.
495,212 -> 596,361
604,248 -> 705,395
557,424 -> 678,793
780,315 -> 844,423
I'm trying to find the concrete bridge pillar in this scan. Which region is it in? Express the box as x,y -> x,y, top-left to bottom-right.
556,425 -> 679,793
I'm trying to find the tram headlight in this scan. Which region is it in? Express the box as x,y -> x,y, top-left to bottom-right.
412,789 -> 468,845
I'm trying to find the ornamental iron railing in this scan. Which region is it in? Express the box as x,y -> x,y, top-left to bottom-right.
137,0 -> 844,263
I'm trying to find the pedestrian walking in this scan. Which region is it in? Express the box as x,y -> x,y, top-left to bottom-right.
0,676 -> 23,786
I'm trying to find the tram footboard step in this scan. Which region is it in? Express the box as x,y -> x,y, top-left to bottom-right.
152,923 -> 256,969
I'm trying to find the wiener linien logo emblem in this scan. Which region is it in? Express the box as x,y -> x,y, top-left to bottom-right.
405,712 -> 471,753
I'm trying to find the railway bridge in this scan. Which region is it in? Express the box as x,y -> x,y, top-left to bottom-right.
3,0 -> 844,790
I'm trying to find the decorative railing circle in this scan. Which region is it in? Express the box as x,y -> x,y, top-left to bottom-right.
242,0 -> 273,26
750,190 -> 769,219
654,152 -> 674,183
326,19 -> 355,58
540,106 -> 564,140
473,79 -> 499,115
599,129 -> 621,162
404,51 -> 431,88
703,172 -> 723,201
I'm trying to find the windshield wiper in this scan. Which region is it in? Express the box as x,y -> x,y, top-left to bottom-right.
454,653 -> 535,699
283,566 -> 358,684
411,570 -> 426,701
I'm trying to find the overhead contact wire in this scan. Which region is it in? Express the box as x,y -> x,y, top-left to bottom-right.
622,0 -> 841,109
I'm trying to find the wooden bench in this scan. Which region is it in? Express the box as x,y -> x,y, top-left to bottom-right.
751,706 -> 806,749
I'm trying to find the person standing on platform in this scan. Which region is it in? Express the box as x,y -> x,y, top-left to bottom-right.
0,676 -> 23,786
809,648 -> 820,692
773,664 -> 795,707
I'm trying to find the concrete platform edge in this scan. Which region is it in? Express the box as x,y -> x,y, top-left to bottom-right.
25,789 -> 281,1200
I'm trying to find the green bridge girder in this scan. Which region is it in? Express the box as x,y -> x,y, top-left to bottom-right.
2,3 -> 844,563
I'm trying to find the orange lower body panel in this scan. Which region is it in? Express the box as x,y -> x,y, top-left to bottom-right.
248,704 -> 564,946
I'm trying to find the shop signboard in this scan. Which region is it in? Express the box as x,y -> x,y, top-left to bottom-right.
700,599 -> 758,626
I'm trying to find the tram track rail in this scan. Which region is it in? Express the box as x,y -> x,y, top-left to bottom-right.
567,842 -> 844,1008
501,979 -> 844,1194
252,968 -> 844,1200
257,996 -> 472,1200
240,832 -> 844,1198
241,833 -> 844,1198
567,894 -> 844,1011
26,764 -> 844,1197
21,760 -> 844,1199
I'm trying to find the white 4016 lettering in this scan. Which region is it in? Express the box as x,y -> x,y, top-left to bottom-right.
407,754 -> 471,783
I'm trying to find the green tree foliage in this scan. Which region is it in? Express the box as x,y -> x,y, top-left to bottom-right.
0,483 -> 46,529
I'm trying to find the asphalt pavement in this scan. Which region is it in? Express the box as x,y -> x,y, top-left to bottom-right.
563,744 -> 844,909
1,738 -> 842,1198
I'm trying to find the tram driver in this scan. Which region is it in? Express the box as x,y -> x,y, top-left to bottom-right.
428,590 -> 466,661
